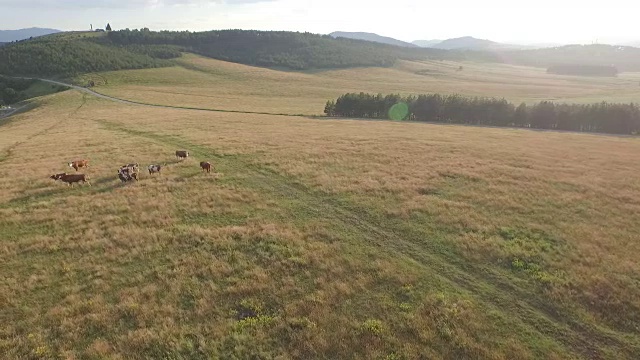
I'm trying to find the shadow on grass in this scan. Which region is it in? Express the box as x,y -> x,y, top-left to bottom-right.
2,176 -> 125,207
4,188 -> 67,207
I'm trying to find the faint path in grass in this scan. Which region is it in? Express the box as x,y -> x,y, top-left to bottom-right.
96,118 -> 638,359
30,78 -> 310,117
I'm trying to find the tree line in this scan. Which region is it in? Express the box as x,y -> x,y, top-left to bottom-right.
325,92 -> 640,135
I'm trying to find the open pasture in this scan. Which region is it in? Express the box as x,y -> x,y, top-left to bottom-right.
1,65 -> 639,359
79,53 -> 640,116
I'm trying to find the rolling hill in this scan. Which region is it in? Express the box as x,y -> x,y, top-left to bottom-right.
0,29 -> 499,77
1,52 -> 640,358
502,44 -> 640,72
432,36 -> 505,50
0,27 -> 61,42
329,31 -> 418,48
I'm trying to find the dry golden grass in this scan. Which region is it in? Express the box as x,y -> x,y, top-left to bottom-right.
79,53 -> 640,115
1,66 -> 640,359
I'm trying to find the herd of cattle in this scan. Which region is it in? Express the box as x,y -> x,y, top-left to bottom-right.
49,151 -> 213,187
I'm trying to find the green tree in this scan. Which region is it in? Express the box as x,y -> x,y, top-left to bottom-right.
106,23 -> 112,31
3,88 -> 18,104
324,100 -> 335,116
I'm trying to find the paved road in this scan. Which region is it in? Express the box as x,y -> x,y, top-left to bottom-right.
0,106 -> 23,120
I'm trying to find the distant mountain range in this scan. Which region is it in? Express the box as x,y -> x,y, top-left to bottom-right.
414,36 -> 536,50
430,36 -> 498,50
330,32 -> 543,50
0,28 -> 61,42
329,32 -> 418,48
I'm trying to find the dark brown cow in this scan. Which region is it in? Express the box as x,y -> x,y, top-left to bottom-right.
200,161 -> 212,173
176,151 -> 189,160
50,173 -> 91,186
68,159 -> 89,171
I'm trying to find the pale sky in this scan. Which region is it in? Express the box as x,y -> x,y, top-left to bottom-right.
0,0 -> 637,45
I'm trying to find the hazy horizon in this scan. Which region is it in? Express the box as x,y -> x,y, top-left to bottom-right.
1,0 -> 637,45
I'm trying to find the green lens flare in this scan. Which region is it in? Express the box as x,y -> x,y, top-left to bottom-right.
388,102 -> 409,121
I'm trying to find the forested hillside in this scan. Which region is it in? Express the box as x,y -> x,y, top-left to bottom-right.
0,29 -> 501,77
105,29 -> 498,70
0,35 -> 178,77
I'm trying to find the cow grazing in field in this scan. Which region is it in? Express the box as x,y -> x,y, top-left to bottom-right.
50,173 -> 91,186
176,150 -> 189,160
118,166 -> 138,182
148,164 -> 162,175
68,159 -> 89,171
120,163 -> 140,173
200,161 -> 212,173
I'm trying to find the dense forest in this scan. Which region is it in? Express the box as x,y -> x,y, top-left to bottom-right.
547,64 -> 619,77
502,44 -> 640,72
325,92 -> 640,135
0,35 -> 178,77
105,29 -> 499,70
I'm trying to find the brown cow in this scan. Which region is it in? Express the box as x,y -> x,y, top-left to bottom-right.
200,161 -> 212,173
50,173 -> 91,186
176,151 -> 189,160
69,159 -> 89,171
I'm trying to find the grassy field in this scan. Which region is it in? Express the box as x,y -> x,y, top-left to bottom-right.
1,62 -> 640,359
76,53 -> 640,116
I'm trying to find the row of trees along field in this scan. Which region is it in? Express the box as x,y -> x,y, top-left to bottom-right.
325,93 -> 640,135
105,28 -> 499,70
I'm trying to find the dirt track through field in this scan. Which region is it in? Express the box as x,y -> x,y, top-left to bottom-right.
34,78 -> 307,117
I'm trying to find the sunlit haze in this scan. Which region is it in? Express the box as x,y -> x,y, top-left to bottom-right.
1,0 -> 637,44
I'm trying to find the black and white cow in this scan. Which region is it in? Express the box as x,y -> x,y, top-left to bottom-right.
148,164 -> 162,175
